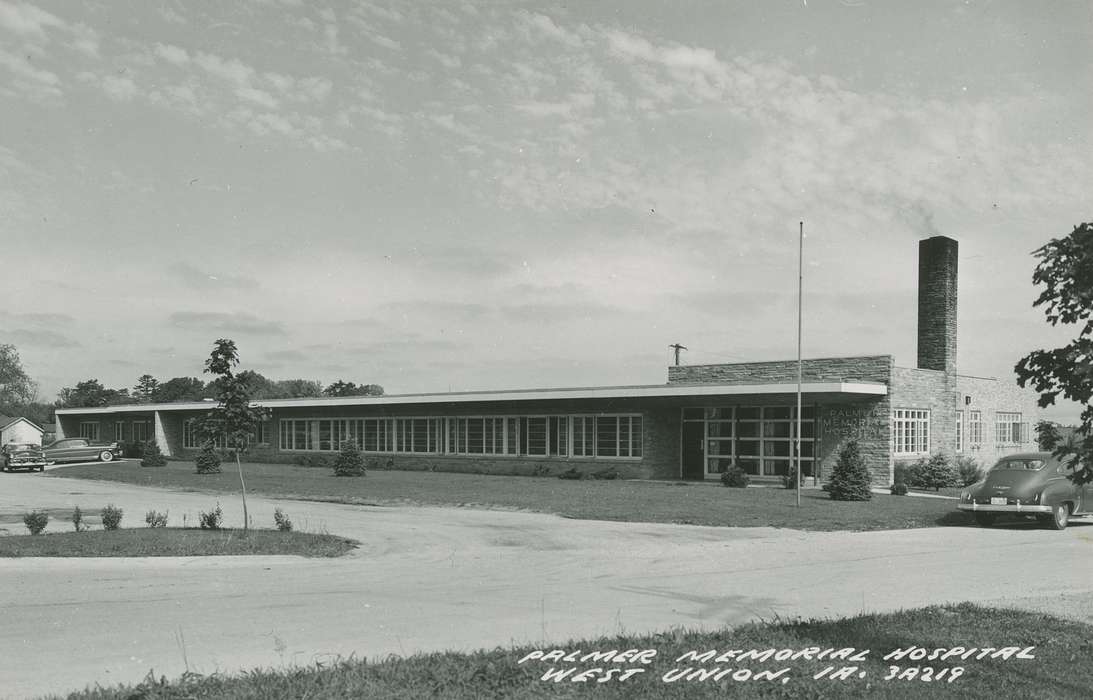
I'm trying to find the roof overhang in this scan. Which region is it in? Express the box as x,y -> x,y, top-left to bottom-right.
55,382 -> 887,415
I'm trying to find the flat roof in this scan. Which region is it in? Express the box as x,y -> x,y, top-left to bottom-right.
55,381 -> 887,415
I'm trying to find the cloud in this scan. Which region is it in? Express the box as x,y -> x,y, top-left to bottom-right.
168,262 -> 259,290
265,349 -> 307,361
169,312 -> 285,335
0,311 -> 75,326
4,329 -> 80,347
155,43 -> 190,66
101,74 -> 138,101
0,46 -> 61,100
0,1 -> 63,38
194,51 -> 255,86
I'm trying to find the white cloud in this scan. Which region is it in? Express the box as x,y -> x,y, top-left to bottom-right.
0,1 -> 62,38
101,74 -> 138,101
155,43 -> 190,66
194,50 -> 255,86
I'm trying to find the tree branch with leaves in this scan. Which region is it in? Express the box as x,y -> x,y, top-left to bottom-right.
1015,222 -> 1093,485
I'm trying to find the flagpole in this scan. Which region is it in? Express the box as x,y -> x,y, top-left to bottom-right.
796,221 -> 803,508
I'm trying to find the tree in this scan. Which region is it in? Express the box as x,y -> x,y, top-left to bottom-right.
1035,420 -> 1062,452
323,380 -> 385,397
828,440 -> 873,501
57,379 -> 129,407
132,374 -> 160,403
1015,222 -> 1093,485
151,377 -> 206,403
0,344 -> 37,406
199,339 -> 269,532
272,378 -> 323,398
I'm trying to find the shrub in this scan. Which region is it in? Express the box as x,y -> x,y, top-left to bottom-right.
890,482 -> 909,496
296,454 -> 335,469
914,452 -> 960,491
195,443 -> 222,474
124,441 -> 145,459
140,440 -> 167,468
591,467 -> 619,480
828,441 -> 873,501
199,504 -> 223,530
332,441 -> 366,477
23,510 -> 48,535
145,510 -> 168,528
782,465 -> 800,489
72,506 -> 88,532
100,504 -> 124,530
955,455 -> 984,486
273,508 -> 293,532
720,465 -> 749,488
894,461 -> 920,487
558,468 -> 583,480
531,464 -> 551,477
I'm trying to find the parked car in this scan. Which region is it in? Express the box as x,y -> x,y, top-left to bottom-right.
958,452 -> 1089,530
2,443 -> 48,472
41,438 -> 124,465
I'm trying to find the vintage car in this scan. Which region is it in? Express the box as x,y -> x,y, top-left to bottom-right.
41,438 -> 124,465
2,443 -> 48,472
958,452 -> 1089,530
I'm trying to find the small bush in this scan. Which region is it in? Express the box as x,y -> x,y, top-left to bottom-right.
332,441 -> 366,477
531,464 -> 551,477
100,504 -> 124,531
591,467 -> 619,480
913,452 -> 960,491
72,506 -> 88,532
720,465 -> 749,488
558,468 -> 583,480
145,510 -> 168,528
894,461 -> 920,487
273,508 -> 293,532
890,482 -> 909,496
140,440 -> 167,468
124,441 -> 145,459
23,511 -> 48,535
828,441 -> 873,501
296,454 -> 335,469
955,455 -> 984,486
195,443 -> 222,474
199,504 -> 223,530
782,465 -> 800,489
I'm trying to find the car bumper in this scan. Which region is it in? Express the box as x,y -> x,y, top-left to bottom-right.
957,503 -> 1052,514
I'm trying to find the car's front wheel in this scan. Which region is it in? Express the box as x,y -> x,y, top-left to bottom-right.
98,450 -> 115,463
1047,503 -> 1069,531
974,513 -> 996,527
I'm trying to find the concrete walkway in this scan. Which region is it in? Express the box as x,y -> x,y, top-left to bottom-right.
1,470 -> 1090,699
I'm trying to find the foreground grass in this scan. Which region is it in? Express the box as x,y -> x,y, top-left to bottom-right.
0,528 -> 357,557
59,603 -> 1091,699
48,461 -> 970,531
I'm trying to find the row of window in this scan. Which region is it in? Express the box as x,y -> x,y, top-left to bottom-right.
893,409 -> 1031,456
273,415 -> 644,459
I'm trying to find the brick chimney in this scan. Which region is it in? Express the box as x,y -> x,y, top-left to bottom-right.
917,236 -> 958,373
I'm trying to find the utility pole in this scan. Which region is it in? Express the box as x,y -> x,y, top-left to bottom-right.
669,343 -> 687,366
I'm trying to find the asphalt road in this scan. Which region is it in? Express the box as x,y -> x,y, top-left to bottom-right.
1,468 -> 1091,699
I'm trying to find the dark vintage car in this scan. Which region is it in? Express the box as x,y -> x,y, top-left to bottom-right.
2,443 -> 48,472
41,438 -> 124,465
958,452 -> 1090,530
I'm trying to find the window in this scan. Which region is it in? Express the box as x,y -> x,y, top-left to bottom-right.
114,421 -> 125,442
892,409 -> 930,455
968,411 -> 983,447
996,412 -> 1023,445
132,421 -> 152,443
955,411 -> 963,452
79,422 -> 100,441
184,418 -> 224,449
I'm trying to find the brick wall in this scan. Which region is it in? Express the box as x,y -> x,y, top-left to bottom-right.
891,366 -> 958,473
668,355 -> 894,385
917,236 -> 958,373
956,374 -> 1043,472
816,398 -> 892,485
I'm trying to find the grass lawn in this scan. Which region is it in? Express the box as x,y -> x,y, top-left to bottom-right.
0,528 -> 357,557
48,461 -> 973,532
57,603 -> 1090,699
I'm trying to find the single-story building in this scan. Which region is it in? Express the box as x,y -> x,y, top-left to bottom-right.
0,416 -> 45,446
54,236 -> 1041,484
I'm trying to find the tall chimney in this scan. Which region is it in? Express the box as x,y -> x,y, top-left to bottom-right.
917,236 -> 958,373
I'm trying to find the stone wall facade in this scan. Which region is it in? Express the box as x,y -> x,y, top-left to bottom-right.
668,355 -> 894,385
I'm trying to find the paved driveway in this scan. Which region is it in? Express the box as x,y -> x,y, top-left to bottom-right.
1,471 -> 1091,699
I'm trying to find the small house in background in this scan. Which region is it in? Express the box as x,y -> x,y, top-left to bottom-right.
0,416 -> 45,446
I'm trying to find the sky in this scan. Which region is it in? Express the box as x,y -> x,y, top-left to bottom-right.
0,0 -> 1090,422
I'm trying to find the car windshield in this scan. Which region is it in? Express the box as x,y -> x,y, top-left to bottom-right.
991,458 -> 1046,471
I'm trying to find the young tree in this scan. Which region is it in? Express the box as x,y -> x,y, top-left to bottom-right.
132,374 -> 160,403
1035,420 -> 1062,452
1015,222 -> 1093,485
0,344 -> 38,406
199,339 -> 269,532
828,440 -> 873,501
